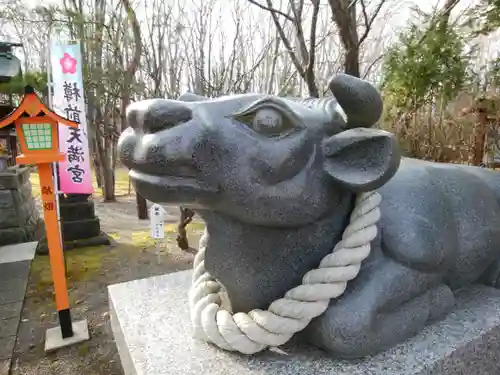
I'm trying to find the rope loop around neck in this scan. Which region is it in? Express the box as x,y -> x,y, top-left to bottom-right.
189,191 -> 381,354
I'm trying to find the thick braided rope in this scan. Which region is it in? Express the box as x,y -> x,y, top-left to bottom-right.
188,191 -> 381,354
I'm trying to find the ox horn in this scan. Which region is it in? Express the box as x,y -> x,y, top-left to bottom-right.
328,74 -> 383,128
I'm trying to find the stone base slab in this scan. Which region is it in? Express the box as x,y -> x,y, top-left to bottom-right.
44,319 -> 90,353
36,232 -> 111,255
108,270 -> 500,375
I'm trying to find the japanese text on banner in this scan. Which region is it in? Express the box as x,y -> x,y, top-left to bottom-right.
50,41 -> 93,194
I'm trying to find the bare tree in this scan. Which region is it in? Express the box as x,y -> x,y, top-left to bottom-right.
55,0 -> 143,201
248,0 -> 321,97
249,0 -> 390,93
140,0 -> 187,98
328,0 -> 388,77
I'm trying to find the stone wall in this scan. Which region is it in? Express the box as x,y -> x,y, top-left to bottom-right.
0,165 -> 40,246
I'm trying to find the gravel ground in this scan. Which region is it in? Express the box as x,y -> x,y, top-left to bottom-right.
9,198 -> 203,375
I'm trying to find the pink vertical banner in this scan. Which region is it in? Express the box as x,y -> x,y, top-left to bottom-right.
50,41 -> 93,194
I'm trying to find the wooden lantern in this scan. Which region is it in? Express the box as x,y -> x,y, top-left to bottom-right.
0,85 -> 81,341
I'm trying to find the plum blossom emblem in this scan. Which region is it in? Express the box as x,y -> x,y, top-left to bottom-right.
60,53 -> 77,74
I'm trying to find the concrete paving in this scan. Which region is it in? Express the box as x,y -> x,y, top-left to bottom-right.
0,242 -> 37,375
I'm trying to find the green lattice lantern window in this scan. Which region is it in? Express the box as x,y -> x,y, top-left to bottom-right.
21,123 -> 53,150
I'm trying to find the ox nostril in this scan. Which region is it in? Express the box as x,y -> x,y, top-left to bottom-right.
126,99 -> 160,131
126,99 -> 193,133
142,100 -> 192,133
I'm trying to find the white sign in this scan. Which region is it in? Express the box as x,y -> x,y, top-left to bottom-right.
150,204 -> 166,239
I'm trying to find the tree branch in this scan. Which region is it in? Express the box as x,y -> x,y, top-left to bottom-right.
305,0 -> 320,97
247,0 -> 294,22
263,0 -> 305,76
358,0 -> 387,46
290,0 -> 308,64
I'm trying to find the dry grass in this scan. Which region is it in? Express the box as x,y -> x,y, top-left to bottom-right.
381,92 -> 500,164
26,221 -> 206,303
28,246 -> 110,302
382,111 -> 476,162
13,232 -> 203,375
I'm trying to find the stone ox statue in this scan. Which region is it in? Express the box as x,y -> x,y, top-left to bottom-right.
117,74 -> 500,359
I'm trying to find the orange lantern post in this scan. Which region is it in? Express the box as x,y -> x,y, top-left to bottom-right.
0,85 -> 89,349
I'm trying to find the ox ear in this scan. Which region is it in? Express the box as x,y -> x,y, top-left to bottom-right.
178,92 -> 208,102
322,128 -> 400,192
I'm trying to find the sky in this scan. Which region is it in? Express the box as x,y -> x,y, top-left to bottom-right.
24,0 -> 479,27
12,0 -> 495,78
17,0 -> 483,46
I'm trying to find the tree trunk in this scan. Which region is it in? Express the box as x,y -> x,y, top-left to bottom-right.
136,193 -> 148,220
92,147 -> 102,188
304,68 -> 319,98
103,134 -> 116,201
176,207 -> 195,250
344,47 -> 361,78
96,131 -> 116,201
118,0 -> 143,217
472,100 -> 489,166
102,164 -> 115,201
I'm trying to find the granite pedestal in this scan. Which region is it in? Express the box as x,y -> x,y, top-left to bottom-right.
36,194 -> 111,254
109,271 -> 500,375
0,166 -> 40,247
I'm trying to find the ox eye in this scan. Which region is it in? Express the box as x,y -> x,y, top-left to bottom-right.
233,105 -> 299,138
